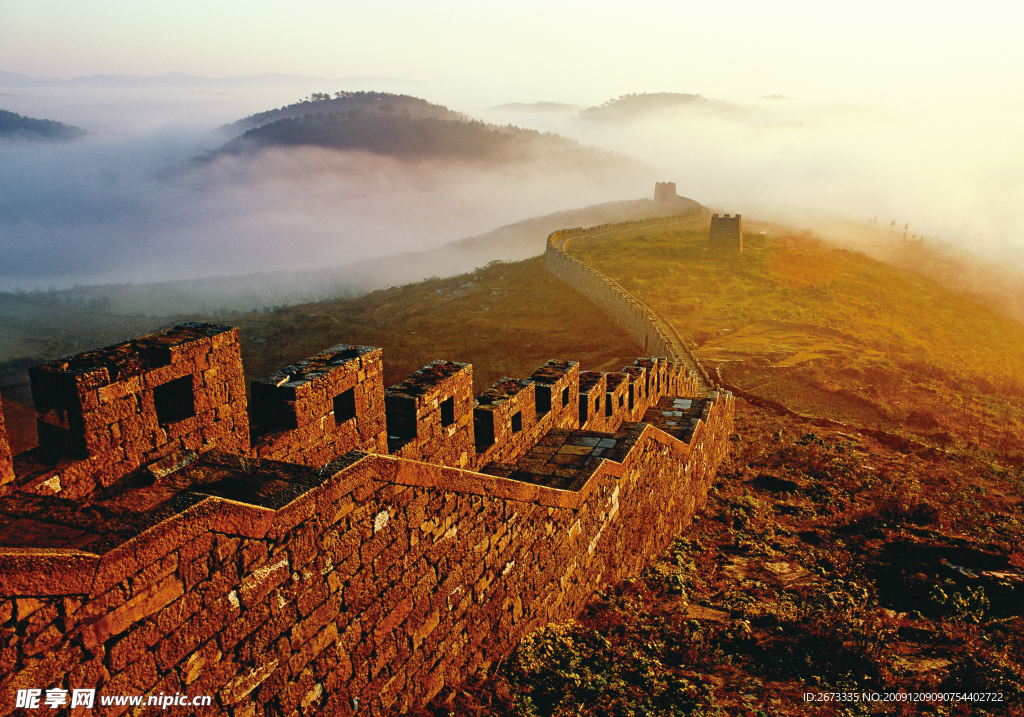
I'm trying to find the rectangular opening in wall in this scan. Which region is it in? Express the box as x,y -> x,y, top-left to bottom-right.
474,408 -> 495,449
250,382 -> 298,433
440,396 -> 455,427
154,375 -> 195,425
385,395 -> 417,449
594,397 -> 600,417
511,411 -> 522,433
628,385 -> 635,411
579,395 -> 589,424
334,388 -> 356,424
535,386 -> 551,416
605,394 -> 613,417
562,387 -> 569,407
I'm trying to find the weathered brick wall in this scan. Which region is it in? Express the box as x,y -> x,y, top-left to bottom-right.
387,362 -> 475,470
473,379 -> 540,467
577,372 -> 608,432
0,393 -> 734,717
11,324 -> 248,501
709,213 -> 743,252
603,373 -> 632,432
620,365 -> 650,421
251,345 -> 387,466
0,395 -> 12,489
528,360 -> 579,432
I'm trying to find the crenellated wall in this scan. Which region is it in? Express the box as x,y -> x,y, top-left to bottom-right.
0,386 -> 732,716
0,208 -> 736,716
251,345 -> 388,466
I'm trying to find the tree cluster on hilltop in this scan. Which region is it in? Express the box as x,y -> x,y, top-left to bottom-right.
579,92 -> 722,122
222,90 -> 465,135
0,109 -> 86,141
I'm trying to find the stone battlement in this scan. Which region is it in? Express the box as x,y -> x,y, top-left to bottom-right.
0,209 -> 735,715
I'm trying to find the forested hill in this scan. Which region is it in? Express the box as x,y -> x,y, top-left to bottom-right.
222,91 -> 464,134
216,110 -> 635,166
0,109 -> 86,141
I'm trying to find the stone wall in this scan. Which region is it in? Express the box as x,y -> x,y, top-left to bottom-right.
0,208 -> 739,715
386,361 -> 475,471
8,323 -> 249,502
0,390 -> 733,716
709,213 -> 743,253
251,345 -> 387,467
545,215 -> 700,363
545,212 -> 721,394
577,372 -> 609,432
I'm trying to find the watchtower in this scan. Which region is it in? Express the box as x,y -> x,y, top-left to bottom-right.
709,213 -> 743,253
654,182 -> 677,203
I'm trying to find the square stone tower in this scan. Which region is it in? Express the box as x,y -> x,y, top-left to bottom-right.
654,182 -> 677,203
709,213 -> 743,253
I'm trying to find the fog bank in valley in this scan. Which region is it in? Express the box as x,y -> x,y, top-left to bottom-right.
0,84 -> 651,293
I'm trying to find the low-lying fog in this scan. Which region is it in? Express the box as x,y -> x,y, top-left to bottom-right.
478,95 -> 1024,265
1,81 -> 1022,297
0,85 -> 650,291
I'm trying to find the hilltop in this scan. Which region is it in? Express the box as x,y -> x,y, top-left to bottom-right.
222,90 -> 464,135
579,92 -> 731,122
212,91 -> 636,168
0,108 -> 86,141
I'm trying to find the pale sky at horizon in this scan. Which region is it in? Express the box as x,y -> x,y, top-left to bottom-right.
3,0 -> 1023,108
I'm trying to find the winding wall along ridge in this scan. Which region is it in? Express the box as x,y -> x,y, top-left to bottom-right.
544,209 -> 719,393
0,210 -> 736,715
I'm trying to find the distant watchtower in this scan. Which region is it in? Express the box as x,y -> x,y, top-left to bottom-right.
654,182 -> 677,203
709,213 -> 742,253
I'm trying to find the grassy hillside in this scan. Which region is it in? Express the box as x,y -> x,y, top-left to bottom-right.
230,256 -> 641,392
569,223 -> 1024,455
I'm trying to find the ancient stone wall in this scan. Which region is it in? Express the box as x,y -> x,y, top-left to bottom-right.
0,391 -> 733,716
545,212 -> 722,395
385,362 -> 476,471
0,207 -> 739,715
7,324 -> 248,502
473,378 -> 539,467
577,372 -> 609,432
654,181 -> 677,203
251,345 -> 387,467
545,215 -> 702,363
528,360 -> 579,432
603,373 -> 631,432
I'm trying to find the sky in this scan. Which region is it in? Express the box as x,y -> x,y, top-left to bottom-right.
4,0 -> 1023,107
1,0 -> 1023,291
